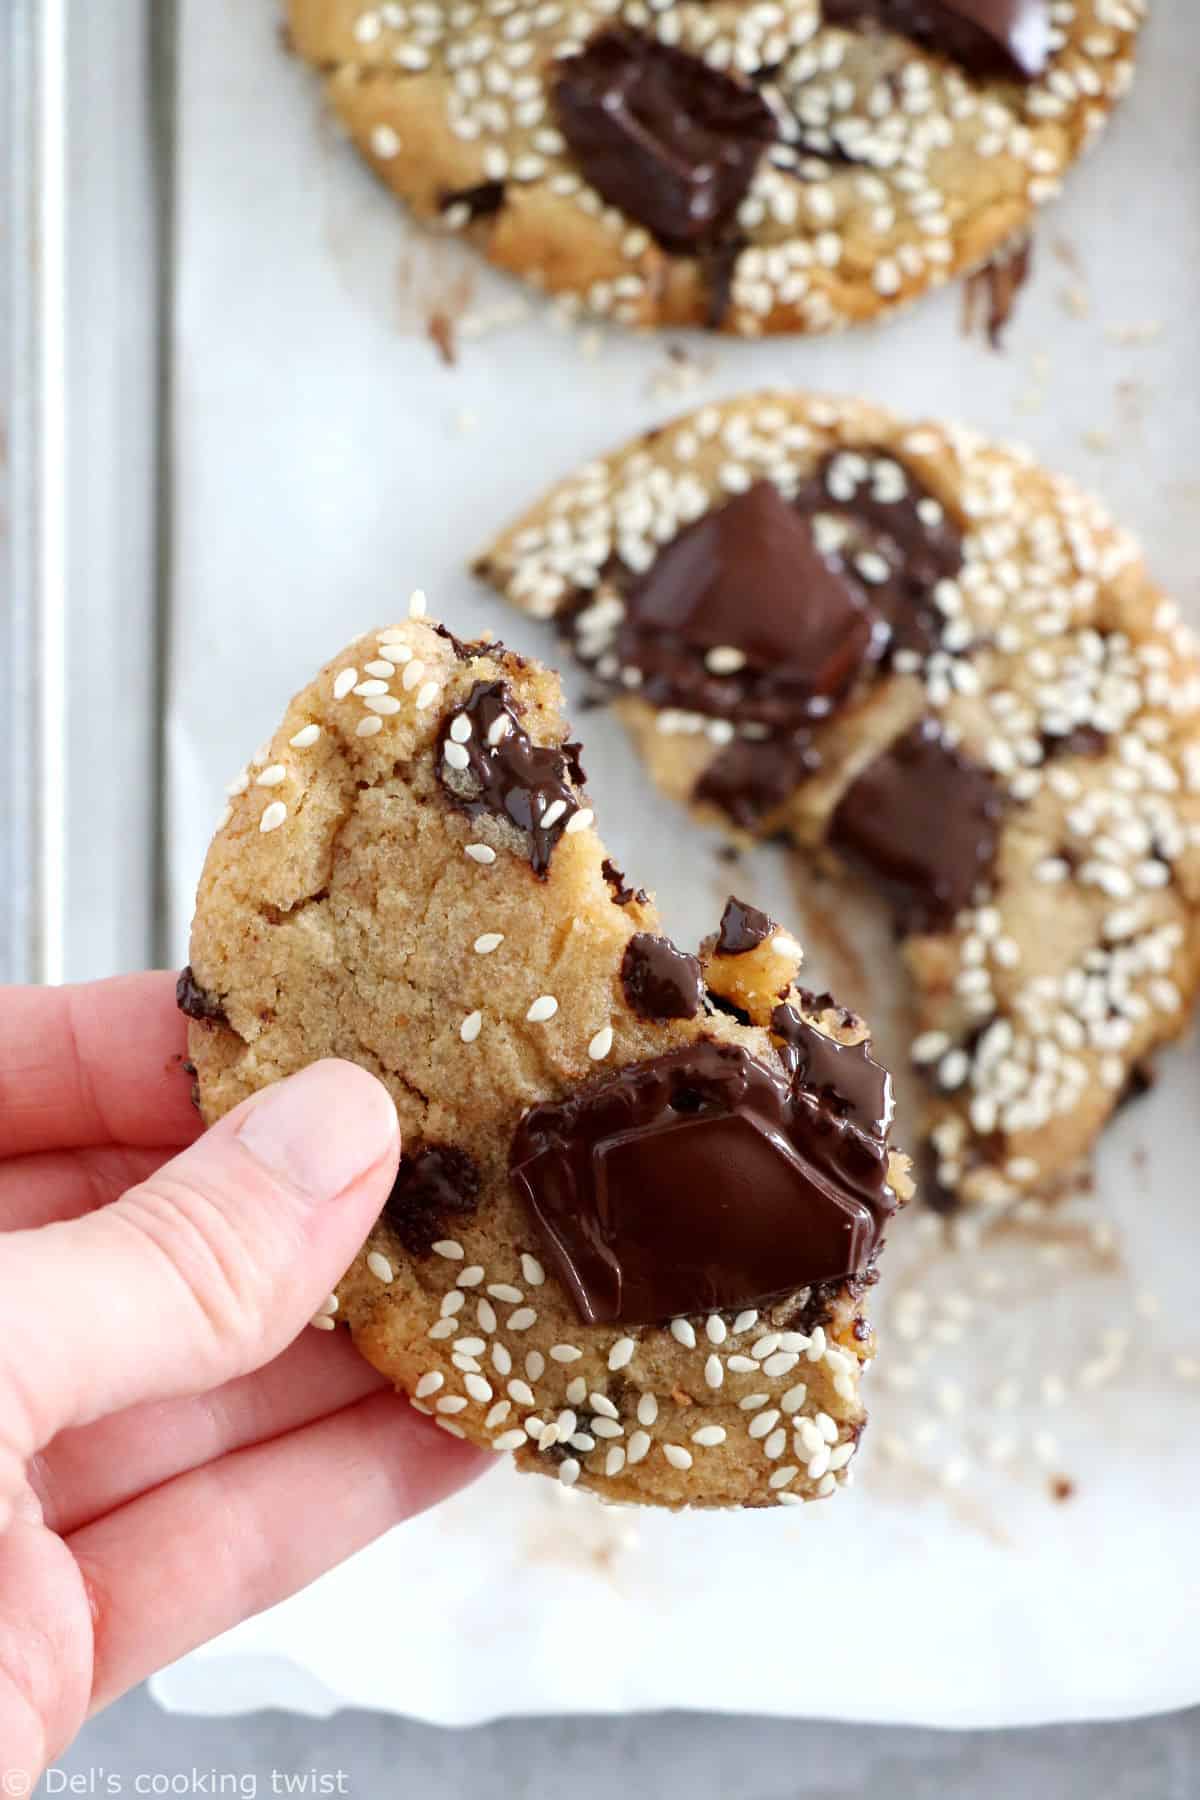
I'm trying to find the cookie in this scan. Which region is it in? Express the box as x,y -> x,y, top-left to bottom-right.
475,391 -> 1200,1212
184,601 -> 912,1507
285,0 -> 1141,334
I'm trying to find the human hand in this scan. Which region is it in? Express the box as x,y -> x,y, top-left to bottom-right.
0,973 -> 486,1779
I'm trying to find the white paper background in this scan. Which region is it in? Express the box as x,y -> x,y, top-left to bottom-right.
160,0 -> 1200,1728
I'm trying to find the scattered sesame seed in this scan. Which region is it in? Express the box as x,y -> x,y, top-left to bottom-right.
588,1025 -> 614,1060
526,995 -> 558,1022
565,807 -> 594,834
508,1307 -> 537,1330
433,1240 -> 465,1259
333,668 -> 357,700
521,1253 -> 546,1286
670,1319 -> 697,1349
289,724 -> 321,749
465,843 -> 496,864
608,1337 -> 635,1370
460,1010 -> 483,1043
259,801 -> 287,834
662,1444 -> 693,1471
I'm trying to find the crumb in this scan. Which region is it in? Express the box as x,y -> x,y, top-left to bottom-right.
1105,321 -> 1163,346
1081,427 -> 1112,453
1058,283 -> 1090,319
1050,1476 -> 1075,1502
428,310 -> 457,366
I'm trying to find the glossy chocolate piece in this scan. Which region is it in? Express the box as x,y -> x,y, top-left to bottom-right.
621,933 -> 704,1020
770,1004 -> 895,1139
553,29 -> 776,252
384,1145 -> 481,1257
715,895 -> 778,956
510,1039 -> 897,1325
618,481 -> 890,730
602,858 -> 649,908
824,0 -> 1051,82
176,966 -> 228,1026
437,681 -> 585,878
830,719 -> 1003,932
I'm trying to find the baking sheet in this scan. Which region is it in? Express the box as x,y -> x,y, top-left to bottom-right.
159,0 -> 1200,1728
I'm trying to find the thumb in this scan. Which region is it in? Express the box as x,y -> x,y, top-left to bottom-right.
0,1059 -> 399,1492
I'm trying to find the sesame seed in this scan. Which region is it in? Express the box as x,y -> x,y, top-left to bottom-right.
627,1430 -> 651,1464
521,1253 -> 546,1286
433,1240 -> 465,1259
436,1395 -> 468,1415
289,725 -> 321,749
565,808 -> 594,834
608,1337 -> 635,1370
408,589 -> 427,618
316,1293 -> 339,1317
440,1292 -> 464,1318
705,1355 -> 724,1389
256,764 -> 287,787
488,1283 -> 522,1303
333,668 -> 357,700
727,1355 -> 758,1373
259,801 -> 287,834
566,1377 -> 587,1406
588,1025 -> 614,1061
605,1447 -> 626,1477
366,1251 -> 394,1284
444,741 -> 471,770
558,1458 -> 581,1487
670,1319 -> 697,1348
465,843 -> 496,864
435,1418 -> 466,1439
526,995 -> 558,1022
662,1444 -> 693,1471
507,1379 -> 535,1406
780,1383 -> 809,1413
456,1267 -> 485,1289
464,1373 -> 493,1403
705,1315 -> 727,1344
748,1410 -> 781,1439
508,1307 -> 537,1330
460,1010 -> 482,1043
540,799 -> 568,829
732,1311 -> 758,1334
769,1466 -> 799,1490
637,1393 -> 658,1426
416,681 -> 440,711
493,1429 -> 527,1451
309,1314 -> 336,1331
355,716 -> 383,738
550,1343 -> 583,1363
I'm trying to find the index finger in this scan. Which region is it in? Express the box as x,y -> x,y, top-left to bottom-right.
0,973 -> 205,1157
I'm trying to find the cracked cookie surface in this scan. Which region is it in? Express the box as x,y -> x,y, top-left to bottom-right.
185,606 -> 911,1507
286,0 -> 1141,334
476,390 -> 1200,1213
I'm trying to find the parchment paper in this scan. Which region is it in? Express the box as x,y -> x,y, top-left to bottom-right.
159,0 -> 1200,1727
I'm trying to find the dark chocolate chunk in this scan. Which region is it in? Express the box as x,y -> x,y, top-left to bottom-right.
715,895 -> 778,956
437,681 -> 584,878
176,966 -> 228,1026
510,1040 -> 897,1325
829,719 -> 1003,932
439,179 -> 506,220
602,858 -> 649,907
824,0 -> 1051,83
1042,722 -> 1108,761
553,29 -> 776,253
621,933 -> 703,1020
963,235 -> 1033,347
383,1145 -> 481,1257
795,450 -> 964,660
695,729 -> 821,833
617,481 -> 890,729
770,1004 -> 895,1139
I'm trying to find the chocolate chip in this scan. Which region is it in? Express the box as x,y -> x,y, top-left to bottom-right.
383,1145 -> 482,1257
511,1040 -> 897,1325
695,730 -> 820,833
829,720 -> 1004,933
176,966 -> 228,1026
621,933 -> 703,1020
963,234 -> 1034,347
439,179 -> 506,220
1042,722 -> 1108,760
553,29 -> 776,252
601,858 -> 648,907
715,895 -> 778,956
824,0 -> 1051,83
437,681 -> 584,878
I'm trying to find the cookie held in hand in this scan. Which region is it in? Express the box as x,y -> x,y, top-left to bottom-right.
184,604 -> 910,1507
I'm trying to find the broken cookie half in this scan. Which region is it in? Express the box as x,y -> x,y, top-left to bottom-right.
183,602 -> 910,1508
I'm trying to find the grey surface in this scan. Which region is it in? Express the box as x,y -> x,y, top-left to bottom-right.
45,1686 -> 1199,1798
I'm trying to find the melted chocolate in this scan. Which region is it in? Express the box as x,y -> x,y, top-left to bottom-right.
553,30 -> 776,253
601,858 -> 649,908
963,235 -> 1033,347
510,1039 -> 897,1325
695,730 -> 820,833
437,682 -> 585,878
824,0 -> 1051,82
715,895 -> 778,956
1042,722 -> 1108,760
383,1145 -> 481,1257
830,719 -> 1003,932
770,1004 -> 895,1138
621,933 -> 703,1020
176,966 -> 228,1026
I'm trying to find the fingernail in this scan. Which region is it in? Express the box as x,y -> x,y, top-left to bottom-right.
236,1061 -> 399,1201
